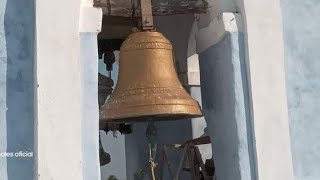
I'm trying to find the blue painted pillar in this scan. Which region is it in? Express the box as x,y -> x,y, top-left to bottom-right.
198,32 -> 255,180
0,0 -> 35,179
80,32 -> 101,180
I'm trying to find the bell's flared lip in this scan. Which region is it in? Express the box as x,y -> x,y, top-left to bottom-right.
101,114 -> 203,123
100,108 -> 203,123
100,99 -> 203,123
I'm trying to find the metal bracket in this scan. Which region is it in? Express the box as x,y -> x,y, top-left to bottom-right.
140,0 -> 154,30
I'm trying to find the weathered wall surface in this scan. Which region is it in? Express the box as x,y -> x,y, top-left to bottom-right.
199,30 -> 254,180
0,0 -> 35,179
36,0 -> 103,179
35,0 -> 83,179
234,0 -> 294,179
281,1 -> 320,180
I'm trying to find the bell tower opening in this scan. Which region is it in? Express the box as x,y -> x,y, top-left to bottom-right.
97,16 -> 131,180
95,0 -> 214,179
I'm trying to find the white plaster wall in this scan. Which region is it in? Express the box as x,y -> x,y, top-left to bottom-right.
35,0 -> 102,179
35,0 -> 83,177
237,0 -> 294,179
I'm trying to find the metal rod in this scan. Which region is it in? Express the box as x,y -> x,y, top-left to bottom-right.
139,0 -> 153,30
146,122 -> 157,180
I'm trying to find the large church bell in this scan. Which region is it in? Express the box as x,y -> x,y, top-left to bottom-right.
100,31 -> 202,122
99,0 -> 204,177
100,3 -> 202,123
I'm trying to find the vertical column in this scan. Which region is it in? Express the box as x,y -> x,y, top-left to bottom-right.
79,3 -> 103,180
79,32 -> 101,179
35,0 -> 84,179
79,7 -> 103,180
240,0 -> 294,179
79,31 -> 101,180
197,13 -> 255,180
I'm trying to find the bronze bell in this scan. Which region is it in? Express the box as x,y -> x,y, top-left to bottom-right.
100,31 -> 202,122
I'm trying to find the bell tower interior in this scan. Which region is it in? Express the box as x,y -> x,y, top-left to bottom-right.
97,13 -> 214,180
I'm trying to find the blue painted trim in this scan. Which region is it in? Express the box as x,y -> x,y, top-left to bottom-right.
0,0 -> 35,179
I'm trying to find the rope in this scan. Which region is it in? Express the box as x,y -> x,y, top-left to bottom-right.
150,159 -> 157,180
146,122 -> 158,180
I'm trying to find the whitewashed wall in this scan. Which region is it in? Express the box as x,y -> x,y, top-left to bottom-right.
35,0 -> 102,179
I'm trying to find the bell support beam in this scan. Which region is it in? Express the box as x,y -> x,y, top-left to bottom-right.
93,0 -> 211,17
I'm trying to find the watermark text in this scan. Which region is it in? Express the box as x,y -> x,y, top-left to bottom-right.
0,151 -> 33,158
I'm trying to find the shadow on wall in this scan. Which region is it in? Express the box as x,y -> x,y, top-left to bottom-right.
4,0 -> 35,179
199,33 -> 256,180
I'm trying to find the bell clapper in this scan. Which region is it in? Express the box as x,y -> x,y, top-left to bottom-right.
146,122 -> 158,180
103,48 -> 115,78
99,132 -> 111,166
